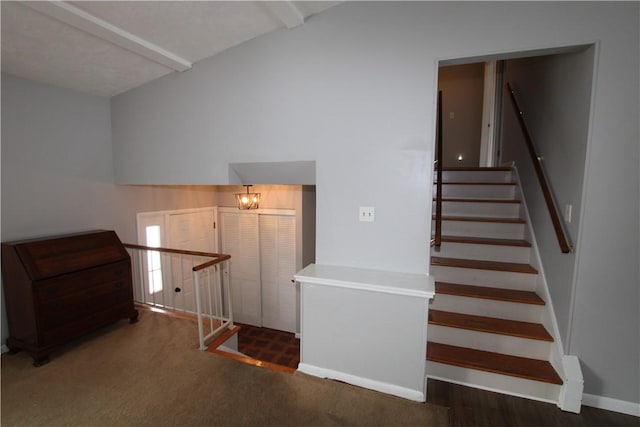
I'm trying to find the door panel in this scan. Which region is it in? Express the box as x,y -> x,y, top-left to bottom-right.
168,209 -> 216,313
260,215 -> 296,333
220,212 -> 261,327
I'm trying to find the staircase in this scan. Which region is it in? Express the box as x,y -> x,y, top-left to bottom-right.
427,166 -> 564,403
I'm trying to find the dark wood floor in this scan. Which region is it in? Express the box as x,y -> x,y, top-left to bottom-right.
427,379 -> 639,427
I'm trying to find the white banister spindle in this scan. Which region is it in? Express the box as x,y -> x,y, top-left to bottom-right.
150,250 -> 156,306
136,250 -> 143,302
224,261 -> 233,326
217,265 -> 223,322
206,267 -> 213,330
207,267 -> 213,325
194,270 -> 206,350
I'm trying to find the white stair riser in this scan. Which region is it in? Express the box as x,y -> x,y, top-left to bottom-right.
428,326 -> 551,359
432,242 -> 531,264
426,362 -> 561,404
430,294 -> 543,323
435,184 -> 516,199
433,201 -> 521,218
436,170 -> 513,183
434,220 -> 525,240
430,266 -> 537,291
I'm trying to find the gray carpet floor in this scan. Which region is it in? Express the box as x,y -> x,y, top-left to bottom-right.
1,309 -> 449,426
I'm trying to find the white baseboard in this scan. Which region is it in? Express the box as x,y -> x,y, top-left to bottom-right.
582,393 -> 640,417
1,344 -> 9,354
426,373 -> 558,405
297,363 -> 425,402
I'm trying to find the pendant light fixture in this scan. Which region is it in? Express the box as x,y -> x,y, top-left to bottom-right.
236,185 -> 260,210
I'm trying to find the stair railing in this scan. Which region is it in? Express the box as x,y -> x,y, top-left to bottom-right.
505,82 -> 572,253
123,243 -> 233,350
432,90 -> 443,251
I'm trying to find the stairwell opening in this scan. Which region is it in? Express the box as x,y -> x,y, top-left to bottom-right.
430,43 -> 595,410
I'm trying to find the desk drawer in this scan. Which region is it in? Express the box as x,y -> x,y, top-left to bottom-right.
36,261 -> 130,301
40,303 -> 135,345
39,281 -> 132,330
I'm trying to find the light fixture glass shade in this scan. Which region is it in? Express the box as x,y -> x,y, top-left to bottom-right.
236,185 -> 260,210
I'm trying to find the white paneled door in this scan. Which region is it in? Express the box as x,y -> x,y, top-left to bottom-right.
260,215 -> 297,333
220,209 -> 297,332
167,208 -> 217,313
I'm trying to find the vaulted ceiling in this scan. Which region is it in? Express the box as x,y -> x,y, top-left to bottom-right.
1,1 -> 340,97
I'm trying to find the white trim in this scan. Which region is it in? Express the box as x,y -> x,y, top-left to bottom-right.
427,374 -> 558,405
1,344 -> 9,354
138,206 -> 219,218
298,363 -> 425,402
512,167 -> 568,358
479,61 -> 497,167
24,1 -> 191,72
218,207 -> 296,216
294,264 -> 435,299
558,355 -> 583,413
513,166 -> 586,413
582,393 -> 640,417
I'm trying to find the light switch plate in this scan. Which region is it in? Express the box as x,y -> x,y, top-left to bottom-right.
359,207 -> 375,222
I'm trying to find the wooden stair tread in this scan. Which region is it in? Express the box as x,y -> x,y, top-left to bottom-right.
441,167 -> 512,172
440,235 -> 532,247
436,282 -> 544,305
432,257 -> 538,274
207,325 -> 241,350
427,342 -> 563,385
429,309 -> 553,341
434,198 -> 521,204
433,216 -> 525,224
436,182 -> 516,186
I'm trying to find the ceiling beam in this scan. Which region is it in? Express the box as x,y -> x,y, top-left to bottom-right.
24,1 -> 192,72
264,1 -> 305,29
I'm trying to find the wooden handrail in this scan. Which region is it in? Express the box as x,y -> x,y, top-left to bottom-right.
505,82 -> 572,254
123,243 -> 231,271
433,90 -> 443,250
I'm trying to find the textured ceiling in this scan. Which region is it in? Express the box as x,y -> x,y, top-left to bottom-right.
1,1 -> 340,97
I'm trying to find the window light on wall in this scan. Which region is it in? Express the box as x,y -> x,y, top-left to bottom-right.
145,225 -> 163,294
236,185 -> 261,210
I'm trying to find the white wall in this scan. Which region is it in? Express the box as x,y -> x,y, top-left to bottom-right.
26,1 -> 640,405
111,2 -> 434,275
438,63 -> 485,167
501,49 -> 594,351
0,73 -> 219,348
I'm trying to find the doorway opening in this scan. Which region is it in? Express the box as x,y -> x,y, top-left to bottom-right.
134,184 -> 316,371
432,43 -> 596,370
436,43 -> 594,170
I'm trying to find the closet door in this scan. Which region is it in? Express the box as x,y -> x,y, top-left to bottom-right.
260,214 -> 296,333
220,212 -> 262,327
